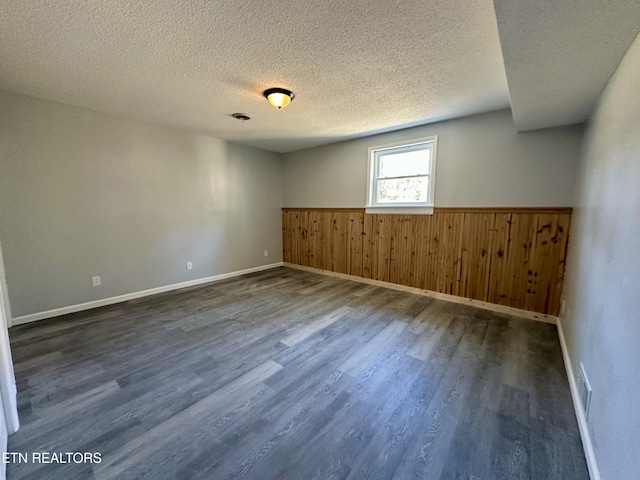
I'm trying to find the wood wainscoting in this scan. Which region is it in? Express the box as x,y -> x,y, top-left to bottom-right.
282,207 -> 572,315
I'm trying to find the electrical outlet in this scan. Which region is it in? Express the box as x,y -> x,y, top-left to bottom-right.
186,262 -> 193,270
92,276 -> 101,287
263,250 -> 268,257
561,300 -> 566,315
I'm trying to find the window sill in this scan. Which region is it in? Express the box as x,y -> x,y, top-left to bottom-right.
365,205 -> 434,215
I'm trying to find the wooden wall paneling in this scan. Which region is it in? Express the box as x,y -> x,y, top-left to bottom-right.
295,210 -> 303,266
486,213 -> 512,307
524,214 -> 551,313
428,213 -> 441,292
343,212 -> 352,275
286,210 -> 299,265
376,215 -> 392,282
322,211 -> 332,271
329,211 -> 340,273
553,214 -> 571,315
362,214 -> 374,279
342,211 -> 354,275
291,209 -> 300,265
307,211 -> 319,269
298,212 -> 309,266
282,211 -> 291,263
423,213 -> 441,292
368,215 -> 381,281
312,212 -> 321,268
321,211 -> 328,269
381,215 -> 392,282
314,211 -> 324,270
388,216 -> 398,284
331,212 -> 349,274
322,211 -> 331,271
392,215 -> 401,285
362,214 -> 377,279
341,211 -> 350,274
400,215 -> 415,287
548,213 -> 568,315
479,213 -> 495,302
306,211 -> 314,267
293,211 -> 302,266
348,212 -> 364,277
434,212 -> 452,294
434,212 -> 464,296
389,215 -> 412,287
457,213 -> 473,299
367,215 -> 379,280
500,212 -> 525,310
286,210 -> 293,264
525,213 -> 570,315
459,213 -> 494,302
282,208 -> 572,315
421,214 -> 436,291
299,211 -> 310,267
504,213 -> 539,311
408,215 -> 427,289
452,213 -> 466,297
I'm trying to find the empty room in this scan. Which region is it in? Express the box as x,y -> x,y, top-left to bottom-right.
0,1 -> 639,479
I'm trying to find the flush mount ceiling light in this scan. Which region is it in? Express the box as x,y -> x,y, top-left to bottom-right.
263,88 -> 295,109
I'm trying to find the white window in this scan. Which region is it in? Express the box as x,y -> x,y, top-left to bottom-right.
366,136 -> 437,214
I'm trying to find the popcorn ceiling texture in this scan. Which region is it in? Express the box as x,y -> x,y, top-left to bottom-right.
3,1 -> 638,152
0,0 -> 509,153
494,0 -> 640,132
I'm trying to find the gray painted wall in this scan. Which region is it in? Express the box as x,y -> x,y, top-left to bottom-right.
0,91 -> 283,318
561,34 -> 640,480
282,109 -> 583,207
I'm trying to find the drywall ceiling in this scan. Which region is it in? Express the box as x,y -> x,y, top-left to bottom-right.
3,1 -> 638,151
0,0 -> 509,153
494,0 -> 640,131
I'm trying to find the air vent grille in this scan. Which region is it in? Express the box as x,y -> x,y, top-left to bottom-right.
578,362 -> 593,419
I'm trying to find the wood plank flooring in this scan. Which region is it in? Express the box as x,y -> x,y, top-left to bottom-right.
7,267 -> 588,480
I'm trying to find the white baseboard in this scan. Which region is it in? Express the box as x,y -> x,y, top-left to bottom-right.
284,263 -> 557,324
11,262 -> 284,326
557,317 -> 601,480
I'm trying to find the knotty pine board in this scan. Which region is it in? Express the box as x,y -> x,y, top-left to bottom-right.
282,208 -> 571,315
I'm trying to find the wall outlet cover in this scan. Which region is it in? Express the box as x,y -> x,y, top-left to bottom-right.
92,276 -> 101,287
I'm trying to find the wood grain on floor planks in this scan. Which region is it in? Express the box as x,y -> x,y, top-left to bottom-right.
7,267 -> 588,480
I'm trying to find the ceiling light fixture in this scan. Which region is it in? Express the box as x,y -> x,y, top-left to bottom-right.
263,88 -> 295,109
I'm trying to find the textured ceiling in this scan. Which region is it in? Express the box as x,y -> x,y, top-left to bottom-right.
4,1 -> 636,151
494,0 -> 640,131
0,0 -> 509,153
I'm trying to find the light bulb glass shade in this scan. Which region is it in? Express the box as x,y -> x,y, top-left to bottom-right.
267,92 -> 291,109
263,88 -> 294,109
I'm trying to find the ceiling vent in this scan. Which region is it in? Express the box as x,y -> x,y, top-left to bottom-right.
231,113 -> 251,122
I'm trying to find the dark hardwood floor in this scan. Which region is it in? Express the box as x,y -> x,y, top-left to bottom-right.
7,267 -> 588,480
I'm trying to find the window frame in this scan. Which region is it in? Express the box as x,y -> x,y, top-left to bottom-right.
365,135 -> 438,215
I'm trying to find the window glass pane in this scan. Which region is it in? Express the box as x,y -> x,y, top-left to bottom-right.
378,148 -> 430,178
376,176 -> 429,203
